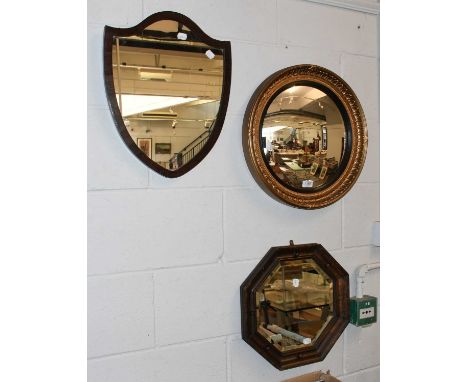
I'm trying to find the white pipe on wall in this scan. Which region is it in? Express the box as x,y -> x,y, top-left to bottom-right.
356,262 -> 380,298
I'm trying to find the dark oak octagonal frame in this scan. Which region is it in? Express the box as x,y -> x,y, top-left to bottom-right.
240,243 -> 349,370
243,65 -> 367,208
104,11 -> 232,178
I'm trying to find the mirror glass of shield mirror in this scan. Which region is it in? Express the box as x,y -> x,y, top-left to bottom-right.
261,85 -> 346,191
111,20 -> 224,171
255,258 -> 334,352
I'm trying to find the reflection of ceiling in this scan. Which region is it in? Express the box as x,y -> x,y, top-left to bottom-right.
112,18 -> 224,127
263,86 -> 344,130
119,94 -> 198,117
267,86 -> 326,114
113,45 -> 223,100
264,115 -> 326,130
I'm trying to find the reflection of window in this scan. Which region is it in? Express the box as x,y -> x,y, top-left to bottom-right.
155,142 -> 171,154
322,125 -> 328,150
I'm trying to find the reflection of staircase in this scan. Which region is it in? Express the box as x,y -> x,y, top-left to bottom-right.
169,121 -> 214,169
285,128 -> 297,144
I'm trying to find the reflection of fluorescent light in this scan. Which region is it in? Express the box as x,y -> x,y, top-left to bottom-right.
262,125 -> 288,137
188,99 -> 217,106
120,95 -> 197,117
139,71 -> 172,81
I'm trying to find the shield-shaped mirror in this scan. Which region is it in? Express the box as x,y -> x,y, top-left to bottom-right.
104,12 -> 231,177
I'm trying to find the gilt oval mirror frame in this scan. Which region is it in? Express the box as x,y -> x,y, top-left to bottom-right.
243,65 -> 367,209
104,11 -> 232,178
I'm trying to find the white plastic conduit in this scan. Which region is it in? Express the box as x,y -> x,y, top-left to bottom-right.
356,262 -> 380,298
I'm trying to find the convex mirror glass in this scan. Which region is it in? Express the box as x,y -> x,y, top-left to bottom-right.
262,85 -> 346,191
243,65 -> 367,209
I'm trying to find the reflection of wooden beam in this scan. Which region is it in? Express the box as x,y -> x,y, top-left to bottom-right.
267,324 -> 311,345
258,325 -> 282,344
114,37 -> 223,55
265,109 -> 326,122
141,29 -> 193,40
112,63 -> 222,76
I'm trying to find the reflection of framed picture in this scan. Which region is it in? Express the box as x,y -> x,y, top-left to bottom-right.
137,138 -> 152,159
310,162 -> 319,176
319,166 -> 328,180
155,142 -> 172,154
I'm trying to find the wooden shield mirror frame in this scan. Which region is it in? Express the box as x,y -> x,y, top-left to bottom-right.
104,12 -> 232,178
243,65 -> 367,209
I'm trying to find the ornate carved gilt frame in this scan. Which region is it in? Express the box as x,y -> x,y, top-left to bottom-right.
242,65 -> 367,209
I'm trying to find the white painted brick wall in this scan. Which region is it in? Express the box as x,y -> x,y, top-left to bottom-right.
88,189 -> 223,274
224,188 -> 342,262
88,0 -> 380,380
154,262 -> 255,345
340,366 -> 380,382
343,184 -> 380,247
88,274 -> 155,358
88,338 -> 227,382
230,334 -> 344,382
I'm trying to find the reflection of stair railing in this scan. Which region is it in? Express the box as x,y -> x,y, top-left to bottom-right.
285,128 -> 297,144
169,121 -> 215,169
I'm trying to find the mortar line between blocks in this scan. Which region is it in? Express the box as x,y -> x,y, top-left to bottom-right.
339,50 -> 379,59
341,199 -> 345,250
301,0 -> 380,14
220,189 -> 226,264
88,260 -> 229,279
88,255 -> 263,278
275,0 -> 279,46
151,272 -> 157,349
343,325 -> 348,374
155,334 -> 234,350
342,243 -> 379,250
87,345 -> 155,362
88,335 -> 232,362
338,364 -> 380,378
87,185 -> 252,193
226,335 -> 231,382
339,52 -> 344,78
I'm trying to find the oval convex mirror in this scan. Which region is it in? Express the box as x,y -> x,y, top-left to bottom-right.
104,12 -> 231,177
243,65 -> 367,209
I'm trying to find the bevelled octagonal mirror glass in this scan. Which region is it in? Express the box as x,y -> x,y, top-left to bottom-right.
104,12 -> 231,178
256,258 -> 334,352
241,242 -> 349,370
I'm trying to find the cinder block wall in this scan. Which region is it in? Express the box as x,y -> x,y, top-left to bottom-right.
87,1 -> 380,381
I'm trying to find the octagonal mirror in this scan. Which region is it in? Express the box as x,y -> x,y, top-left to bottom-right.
241,242 -> 349,370
104,11 -> 231,177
